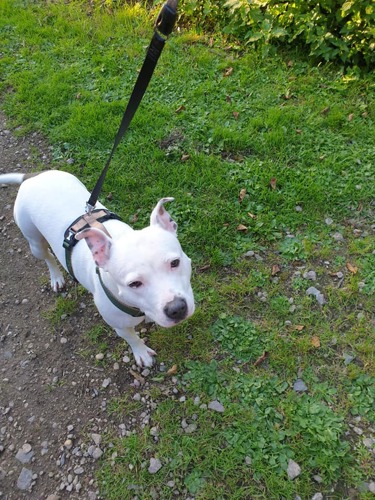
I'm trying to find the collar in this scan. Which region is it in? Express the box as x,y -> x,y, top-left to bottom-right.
95,267 -> 145,318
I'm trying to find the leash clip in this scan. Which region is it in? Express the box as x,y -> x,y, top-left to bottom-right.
85,201 -> 95,215
155,0 -> 178,40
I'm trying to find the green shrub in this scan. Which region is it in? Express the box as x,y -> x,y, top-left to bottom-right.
175,0 -> 375,68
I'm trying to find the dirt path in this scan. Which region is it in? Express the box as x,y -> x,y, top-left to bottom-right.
0,113 -> 159,499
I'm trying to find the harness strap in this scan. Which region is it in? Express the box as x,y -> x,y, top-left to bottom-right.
95,267 -> 145,317
63,209 -> 122,281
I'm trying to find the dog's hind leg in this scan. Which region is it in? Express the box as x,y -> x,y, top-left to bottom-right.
15,213 -> 65,291
27,236 -> 65,292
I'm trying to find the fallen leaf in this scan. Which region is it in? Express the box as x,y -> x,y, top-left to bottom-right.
237,224 -> 248,232
167,364 -> 178,376
129,369 -> 145,385
311,335 -> 321,348
232,111 -> 239,119
271,264 -> 281,276
180,154 -> 190,162
175,105 -> 186,114
293,325 -> 305,331
346,262 -> 358,274
130,213 -> 138,223
224,67 -> 233,77
254,351 -> 269,367
197,264 -> 211,273
357,203 -> 363,212
247,212 -> 256,219
287,60 -> 293,68
239,188 -> 246,202
106,192 -> 113,201
362,111 -> 368,118
348,113 -> 354,121
226,95 -> 232,103
321,106 -> 330,115
270,177 -> 277,190
76,92 -> 82,99
296,129 -> 302,134
209,37 -> 214,47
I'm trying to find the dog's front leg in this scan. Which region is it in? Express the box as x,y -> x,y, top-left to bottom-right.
115,327 -> 156,368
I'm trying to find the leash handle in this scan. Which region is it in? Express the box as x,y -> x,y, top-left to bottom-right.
86,0 -> 178,213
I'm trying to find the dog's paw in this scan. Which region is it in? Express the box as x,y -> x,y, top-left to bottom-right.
133,345 -> 156,368
51,274 -> 65,292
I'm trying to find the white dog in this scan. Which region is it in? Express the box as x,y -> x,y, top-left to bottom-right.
0,170 -> 195,367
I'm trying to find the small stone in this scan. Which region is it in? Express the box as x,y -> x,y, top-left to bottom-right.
113,362 -> 120,370
295,205 -> 303,212
303,270 -> 317,281
344,353 -> 355,365
46,495 -> 60,500
73,466 -> 84,475
336,271 -> 344,279
363,437 -> 374,448
16,467 -> 33,490
306,286 -> 325,305
92,447 -> 103,460
368,482 -> 375,493
244,250 -> 255,258
332,232 -> 344,242
312,494 -> 323,500
102,378 -> 111,388
353,426 -> 363,435
293,379 -> 308,392
148,457 -> 162,474
287,459 -> 301,480
60,337 -> 67,344
122,356 -> 130,363
184,423 -> 197,434
95,353 -> 104,361
15,444 -> 34,464
313,475 -> 323,483
245,456 -> 252,465
91,433 -> 102,446
208,400 -> 225,413
167,481 -> 175,488
325,217 -> 333,225
64,439 -> 73,449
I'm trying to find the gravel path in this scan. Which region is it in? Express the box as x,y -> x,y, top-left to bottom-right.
0,113 -> 167,499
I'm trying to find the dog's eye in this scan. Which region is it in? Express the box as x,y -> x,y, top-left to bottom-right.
171,259 -> 180,268
129,281 -> 142,289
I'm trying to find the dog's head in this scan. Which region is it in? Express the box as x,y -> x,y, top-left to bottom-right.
76,198 -> 195,327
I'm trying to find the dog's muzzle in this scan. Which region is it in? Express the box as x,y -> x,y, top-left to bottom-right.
164,297 -> 188,321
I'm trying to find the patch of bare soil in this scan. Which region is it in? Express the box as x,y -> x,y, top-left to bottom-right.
0,114 -> 164,499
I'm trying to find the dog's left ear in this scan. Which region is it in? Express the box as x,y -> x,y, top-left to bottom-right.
75,227 -> 112,269
150,197 -> 178,234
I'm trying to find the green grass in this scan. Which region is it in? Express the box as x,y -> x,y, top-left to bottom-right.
1,0 -> 374,498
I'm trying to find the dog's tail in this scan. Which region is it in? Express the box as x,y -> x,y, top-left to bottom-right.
0,172 -> 41,185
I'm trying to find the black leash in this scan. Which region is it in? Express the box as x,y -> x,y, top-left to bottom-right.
86,0 -> 178,213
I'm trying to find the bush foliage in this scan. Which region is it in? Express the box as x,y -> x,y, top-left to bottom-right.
175,0 -> 375,68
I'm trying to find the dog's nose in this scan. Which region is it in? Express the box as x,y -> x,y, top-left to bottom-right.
164,297 -> 188,321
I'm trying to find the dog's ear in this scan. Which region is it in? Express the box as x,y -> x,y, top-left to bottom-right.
150,197 -> 178,234
75,228 -> 112,268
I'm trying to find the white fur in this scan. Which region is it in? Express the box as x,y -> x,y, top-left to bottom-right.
1,170 -> 195,367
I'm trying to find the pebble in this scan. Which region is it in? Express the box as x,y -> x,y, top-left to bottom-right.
122,355 -> 130,363
287,459 -> 301,480
15,443 -> 34,464
95,353 -> 104,361
16,467 -> 33,490
73,466 -> 84,475
92,447 -> 103,460
306,286 -> 325,305
325,217 -> 333,225
64,439 -> 73,449
369,482 -> 375,493
102,378 -> 111,388
208,400 -> 225,413
312,494 -> 323,500
293,379 -> 308,392
303,270 -> 317,281
332,232 -> 344,242
92,433 -> 102,446
184,423 -> 197,434
148,457 -> 162,474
